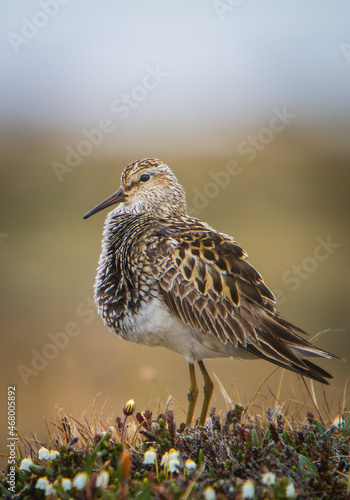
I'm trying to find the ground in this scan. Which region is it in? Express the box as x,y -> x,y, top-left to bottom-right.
1,395 -> 349,499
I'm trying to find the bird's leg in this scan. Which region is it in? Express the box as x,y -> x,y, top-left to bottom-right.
197,360 -> 214,426
186,362 -> 198,427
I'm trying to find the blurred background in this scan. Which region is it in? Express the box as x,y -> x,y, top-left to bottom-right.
1,1 -> 349,465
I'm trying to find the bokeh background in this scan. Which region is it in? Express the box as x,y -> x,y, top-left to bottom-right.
1,1 -> 349,466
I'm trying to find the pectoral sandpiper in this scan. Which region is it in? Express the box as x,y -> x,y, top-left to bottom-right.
84,158 -> 338,426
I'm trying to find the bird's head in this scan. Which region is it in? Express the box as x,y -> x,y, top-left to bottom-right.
83,158 -> 187,219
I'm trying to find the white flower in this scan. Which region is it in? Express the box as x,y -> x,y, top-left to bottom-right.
286,481 -> 296,498
262,472 -> 276,486
45,484 -> 55,496
19,458 -> 34,472
161,450 -> 181,472
161,452 -> 169,467
242,479 -> 255,499
73,471 -> 88,490
169,458 -> 180,473
143,448 -> 157,465
204,486 -> 216,500
49,450 -> 60,460
151,422 -> 160,433
35,477 -> 50,490
168,448 -> 179,461
38,447 -> 50,460
96,470 -> 109,489
185,459 -> 197,473
61,478 -> 72,491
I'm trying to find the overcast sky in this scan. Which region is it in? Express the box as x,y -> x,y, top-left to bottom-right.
1,1 -> 350,135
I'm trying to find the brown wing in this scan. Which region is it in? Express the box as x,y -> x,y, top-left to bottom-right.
149,220 -> 337,384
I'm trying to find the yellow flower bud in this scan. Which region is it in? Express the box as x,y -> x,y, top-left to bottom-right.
123,399 -> 135,416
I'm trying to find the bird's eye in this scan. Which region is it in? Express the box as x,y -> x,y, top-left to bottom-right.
140,174 -> 150,182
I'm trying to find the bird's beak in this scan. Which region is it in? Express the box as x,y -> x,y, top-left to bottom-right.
83,188 -> 126,219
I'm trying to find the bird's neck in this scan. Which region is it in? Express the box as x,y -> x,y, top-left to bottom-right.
94,212 -> 153,326
102,212 -> 152,250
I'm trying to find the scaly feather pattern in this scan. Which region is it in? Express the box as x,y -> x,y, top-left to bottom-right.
147,217 -> 337,383
84,158 -> 340,425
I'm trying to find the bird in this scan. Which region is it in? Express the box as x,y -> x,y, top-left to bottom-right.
83,158 -> 339,427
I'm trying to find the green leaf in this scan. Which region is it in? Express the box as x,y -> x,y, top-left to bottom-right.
26,463 -> 53,477
313,420 -> 327,435
55,487 -> 70,500
42,468 -> 54,478
16,443 -> 23,463
282,430 -> 293,447
299,454 -> 319,480
0,483 -> 13,497
263,429 -> 270,441
270,406 -> 281,421
135,483 -> 152,500
252,429 -> 259,448
198,448 -> 203,469
233,404 -> 243,423
84,429 -> 110,474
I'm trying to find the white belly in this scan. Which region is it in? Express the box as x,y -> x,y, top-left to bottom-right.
116,298 -> 239,363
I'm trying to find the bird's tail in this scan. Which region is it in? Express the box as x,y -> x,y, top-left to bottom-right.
242,308 -> 341,384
